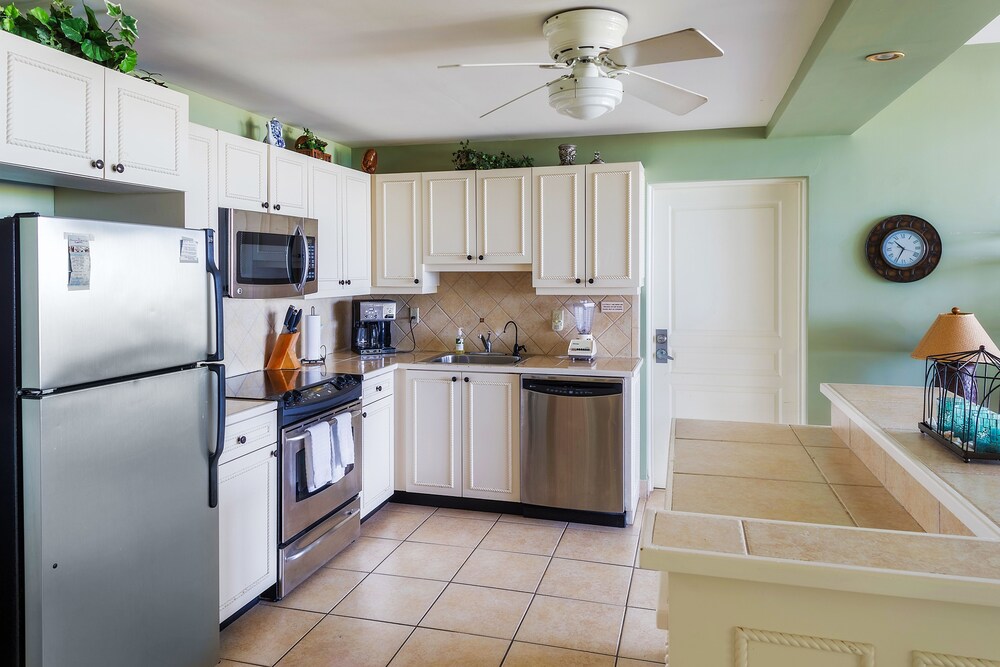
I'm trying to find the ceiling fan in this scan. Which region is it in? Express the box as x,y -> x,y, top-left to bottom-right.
440,8 -> 724,121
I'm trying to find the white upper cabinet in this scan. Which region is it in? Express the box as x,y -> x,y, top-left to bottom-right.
307,160 -> 371,298
217,132 -> 269,211
424,171 -> 475,266
533,162 -> 644,295
478,168 -> 531,266
374,172 -> 438,293
103,69 -> 188,190
0,31 -> 187,190
184,124 -> 219,241
268,146 -> 309,216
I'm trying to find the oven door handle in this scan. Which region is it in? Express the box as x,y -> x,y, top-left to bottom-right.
290,225 -> 308,294
285,507 -> 360,563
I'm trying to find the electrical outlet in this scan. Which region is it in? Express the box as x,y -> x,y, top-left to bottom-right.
410,307 -> 420,324
552,308 -> 565,332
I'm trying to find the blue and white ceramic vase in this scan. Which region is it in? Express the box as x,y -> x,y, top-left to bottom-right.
265,117 -> 285,148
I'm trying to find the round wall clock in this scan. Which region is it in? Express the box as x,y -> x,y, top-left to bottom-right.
865,214 -> 941,282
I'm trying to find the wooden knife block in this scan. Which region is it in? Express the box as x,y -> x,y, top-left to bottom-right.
266,332 -> 302,370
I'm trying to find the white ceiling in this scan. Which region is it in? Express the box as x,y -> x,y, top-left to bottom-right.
129,0 -> 835,146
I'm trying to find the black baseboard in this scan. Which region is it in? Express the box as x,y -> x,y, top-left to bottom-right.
219,594 -> 264,631
388,492 -> 626,528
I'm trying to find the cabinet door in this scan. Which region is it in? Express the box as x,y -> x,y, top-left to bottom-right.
374,173 -> 424,287
218,444 -> 278,623
532,165 -> 586,289
0,32 -> 104,179
424,171 -> 475,266
463,373 -> 519,502
185,124 -> 219,261
405,370 -> 461,496
268,146 -> 309,216
218,131 -> 268,211
586,162 -> 643,289
342,167 -> 372,293
104,68 -> 188,189
362,395 -> 395,517
478,168 -> 531,265
308,160 -> 344,296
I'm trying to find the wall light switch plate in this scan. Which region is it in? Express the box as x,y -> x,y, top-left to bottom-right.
552,308 -> 565,332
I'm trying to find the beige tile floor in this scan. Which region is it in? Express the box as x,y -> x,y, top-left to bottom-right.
220,499 -> 668,667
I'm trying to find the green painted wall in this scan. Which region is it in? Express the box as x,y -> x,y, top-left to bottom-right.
0,181 -> 54,218
358,43 -> 1000,436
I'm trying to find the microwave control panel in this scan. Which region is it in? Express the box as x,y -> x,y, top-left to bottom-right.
307,238 -> 316,281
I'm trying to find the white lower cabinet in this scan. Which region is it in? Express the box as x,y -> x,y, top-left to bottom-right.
404,370 -> 519,502
361,373 -> 395,517
219,409 -> 278,623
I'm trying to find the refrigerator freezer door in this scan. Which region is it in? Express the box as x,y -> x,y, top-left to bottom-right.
18,216 -> 220,390
21,367 -> 220,667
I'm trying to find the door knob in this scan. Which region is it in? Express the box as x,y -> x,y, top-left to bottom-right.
464,377 -> 470,383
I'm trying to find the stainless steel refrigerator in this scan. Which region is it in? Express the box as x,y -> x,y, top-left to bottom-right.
1,214 -> 225,667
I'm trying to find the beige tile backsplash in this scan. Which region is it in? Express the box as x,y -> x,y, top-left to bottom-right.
378,272 -> 638,358
223,272 -> 638,376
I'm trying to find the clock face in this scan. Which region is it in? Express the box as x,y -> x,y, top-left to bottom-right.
864,215 -> 941,283
880,229 -> 927,268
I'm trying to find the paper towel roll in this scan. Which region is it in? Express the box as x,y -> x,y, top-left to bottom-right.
303,313 -> 322,360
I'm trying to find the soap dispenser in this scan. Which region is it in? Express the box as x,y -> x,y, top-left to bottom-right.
455,327 -> 465,352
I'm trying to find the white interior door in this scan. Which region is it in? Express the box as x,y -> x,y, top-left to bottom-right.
648,179 -> 806,487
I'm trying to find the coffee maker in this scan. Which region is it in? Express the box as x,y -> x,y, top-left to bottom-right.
352,299 -> 397,355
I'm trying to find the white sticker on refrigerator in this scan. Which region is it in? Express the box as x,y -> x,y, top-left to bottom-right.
179,236 -> 199,263
65,233 -> 92,290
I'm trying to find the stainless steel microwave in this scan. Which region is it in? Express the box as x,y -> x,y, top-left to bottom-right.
219,209 -> 318,299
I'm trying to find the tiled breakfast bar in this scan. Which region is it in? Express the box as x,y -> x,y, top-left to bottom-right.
640,384 -> 1000,667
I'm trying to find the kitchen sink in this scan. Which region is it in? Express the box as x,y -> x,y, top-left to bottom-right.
428,352 -> 522,365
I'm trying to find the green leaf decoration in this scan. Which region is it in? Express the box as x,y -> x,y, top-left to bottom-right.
117,46 -> 136,72
80,37 -> 111,61
50,1 -> 73,19
28,6 -> 49,23
59,17 -> 85,41
118,13 -> 136,36
4,4 -> 21,19
104,0 -> 121,18
83,3 -> 99,30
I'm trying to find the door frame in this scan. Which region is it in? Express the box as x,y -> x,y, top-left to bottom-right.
643,178 -> 809,487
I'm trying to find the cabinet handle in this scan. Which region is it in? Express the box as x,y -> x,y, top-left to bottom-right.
91,159 -> 104,170
262,202 -> 269,209
414,279 -> 420,284
362,412 -> 367,418
346,279 -> 351,285
237,435 -> 247,444
113,163 -> 125,174
478,255 -> 484,261
467,255 -> 473,261
339,280 -> 345,285
588,278 -> 595,284
451,376 -> 457,382
464,377 -> 470,383
376,385 -> 382,391
274,204 -> 281,211
575,278 -> 581,284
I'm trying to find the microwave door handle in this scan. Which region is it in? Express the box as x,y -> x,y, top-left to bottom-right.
291,225 -> 308,293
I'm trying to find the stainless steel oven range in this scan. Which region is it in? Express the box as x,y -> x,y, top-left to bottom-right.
227,370 -> 363,598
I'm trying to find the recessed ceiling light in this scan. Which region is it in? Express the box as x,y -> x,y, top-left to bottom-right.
865,51 -> 905,63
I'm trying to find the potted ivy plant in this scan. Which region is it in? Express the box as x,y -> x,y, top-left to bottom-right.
452,139 -> 534,170
293,128 -> 332,162
1,0 -> 139,73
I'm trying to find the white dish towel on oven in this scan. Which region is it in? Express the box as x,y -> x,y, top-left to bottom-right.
304,421 -> 334,492
331,413 -> 355,483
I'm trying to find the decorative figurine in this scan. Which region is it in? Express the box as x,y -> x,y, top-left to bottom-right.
590,151 -> 605,164
362,148 -> 378,174
558,144 -> 576,165
264,117 -> 285,148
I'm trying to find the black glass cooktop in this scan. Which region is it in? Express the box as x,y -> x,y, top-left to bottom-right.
227,369 -> 362,424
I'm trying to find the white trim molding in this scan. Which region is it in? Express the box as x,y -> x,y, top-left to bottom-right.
913,651 -> 1000,667
735,627 -> 874,667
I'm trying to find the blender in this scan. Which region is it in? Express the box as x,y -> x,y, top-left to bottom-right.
567,300 -> 598,360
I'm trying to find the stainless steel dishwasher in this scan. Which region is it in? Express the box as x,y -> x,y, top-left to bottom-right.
520,375 -> 625,521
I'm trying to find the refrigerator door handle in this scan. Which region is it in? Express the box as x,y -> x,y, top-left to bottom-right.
205,228 -> 225,362
207,363 -> 226,508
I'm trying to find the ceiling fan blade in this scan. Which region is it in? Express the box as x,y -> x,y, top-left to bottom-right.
480,76 -> 567,119
622,70 -> 707,115
605,28 -> 723,68
439,62 -> 569,69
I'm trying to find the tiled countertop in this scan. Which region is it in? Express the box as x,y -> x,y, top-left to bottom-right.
225,397 -> 275,421
318,351 -> 643,378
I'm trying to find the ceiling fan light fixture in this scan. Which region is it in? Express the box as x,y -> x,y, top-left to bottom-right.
548,77 -> 623,120
865,51 -> 905,62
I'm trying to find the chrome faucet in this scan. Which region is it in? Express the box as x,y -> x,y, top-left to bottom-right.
503,320 -> 526,356
479,331 -> 493,352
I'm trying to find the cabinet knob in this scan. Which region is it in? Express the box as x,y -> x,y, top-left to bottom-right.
237,435 -> 247,444
113,163 -> 125,173
588,278 -> 595,284
451,376 -> 457,382
575,278 -> 581,284
274,204 -> 281,211
262,202 -> 269,209
362,412 -> 367,418
414,279 -> 420,284
91,159 -> 104,170
339,280 -> 345,285
464,377 -> 470,383
270,450 -> 277,458
467,255 -> 473,261
346,279 -> 351,285
376,385 -> 382,391
478,255 -> 484,261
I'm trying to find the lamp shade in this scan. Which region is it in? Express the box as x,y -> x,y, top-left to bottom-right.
911,307 -> 1000,359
